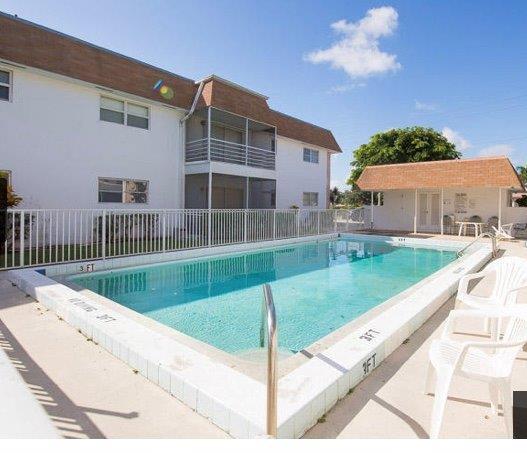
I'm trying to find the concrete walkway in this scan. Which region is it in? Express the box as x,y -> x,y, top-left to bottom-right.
0,277 -> 228,439
305,239 -> 527,438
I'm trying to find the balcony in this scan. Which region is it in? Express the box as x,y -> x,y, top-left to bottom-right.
186,138 -> 276,170
185,107 -> 276,171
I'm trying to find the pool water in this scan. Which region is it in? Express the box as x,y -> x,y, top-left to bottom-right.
70,239 -> 457,354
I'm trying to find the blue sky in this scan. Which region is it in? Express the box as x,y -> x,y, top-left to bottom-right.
3,0 -> 527,189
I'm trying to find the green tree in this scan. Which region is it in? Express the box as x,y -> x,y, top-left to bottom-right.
517,165 -> 527,183
516,165 -> 527,207
347,127 -> 461,185
329,187 -> 342,207
0,171 -> 22,207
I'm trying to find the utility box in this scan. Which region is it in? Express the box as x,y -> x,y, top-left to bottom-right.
514,391 -> 527,439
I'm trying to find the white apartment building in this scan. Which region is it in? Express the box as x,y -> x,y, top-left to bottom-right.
0,13 -> 341,210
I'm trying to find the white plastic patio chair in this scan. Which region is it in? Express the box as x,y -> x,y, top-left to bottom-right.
456,256 -> 527,338
425,308 -> 527,438
492,223 -> 515,240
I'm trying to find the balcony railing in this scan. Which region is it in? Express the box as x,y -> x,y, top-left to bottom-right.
185,138 -> 276,170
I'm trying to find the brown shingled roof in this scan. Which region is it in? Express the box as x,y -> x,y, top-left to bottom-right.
0,13 -> 341,152
195,76 -> 341,152
356,156 -> 524,191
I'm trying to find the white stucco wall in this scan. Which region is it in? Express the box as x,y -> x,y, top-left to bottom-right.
370,187 -> 526,232
275,136 -> 329,209
1,65 -> 185,209
1,65 -> 332,211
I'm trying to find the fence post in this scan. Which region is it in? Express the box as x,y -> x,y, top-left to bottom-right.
244,209 -> 248,243
208,209 -> 212,247
19,211 -> 25,267
162,210 -> 166,252
317,210 -> 320,235
334,210 -> 338,233
102,209 -> 107,259
273,210 -> 276,240
297,210 -> 300,237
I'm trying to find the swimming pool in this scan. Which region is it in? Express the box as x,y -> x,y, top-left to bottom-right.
69,238 -> 457,355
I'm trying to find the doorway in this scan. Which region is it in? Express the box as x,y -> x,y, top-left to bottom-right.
418,191 -> 440,232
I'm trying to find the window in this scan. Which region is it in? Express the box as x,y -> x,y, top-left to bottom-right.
100,96 -> 149,129
127,102 -> 149,129
100,97 -> 124,124
0,69 -> 12,101
303,192 -> 319,207
303,148 -> 319,164
98,178 -> 149,203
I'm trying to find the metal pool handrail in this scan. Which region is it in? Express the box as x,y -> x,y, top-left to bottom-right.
261,283 -> 278,438
457,232 -> 498,258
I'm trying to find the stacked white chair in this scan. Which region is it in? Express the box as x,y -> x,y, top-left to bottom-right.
426,256 -> 527,438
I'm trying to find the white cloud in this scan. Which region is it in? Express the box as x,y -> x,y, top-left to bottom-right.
305,6 -> 401,78
414,100 -> 437,111
478,144 -> 514,157
328,82 -> 366,93
442,127 -> 471,151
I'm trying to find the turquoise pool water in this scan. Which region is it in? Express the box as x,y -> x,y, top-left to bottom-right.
70,239 -> 457,354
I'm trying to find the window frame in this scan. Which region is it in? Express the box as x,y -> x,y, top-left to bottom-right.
0,68 -> 13,102
98,177 -> 149,204
303,147 -> 319,164
302,191 -> 319,207
99,95 -> 150,130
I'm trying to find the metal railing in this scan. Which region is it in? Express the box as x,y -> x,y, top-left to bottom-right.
261,283 -> 277,438
1,208 -> 364,270
457,232 -> 498,258
185,138 -> 276,170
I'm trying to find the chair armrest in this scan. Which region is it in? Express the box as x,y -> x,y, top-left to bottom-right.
452,338 -> 526,372
457,271 -> 488,298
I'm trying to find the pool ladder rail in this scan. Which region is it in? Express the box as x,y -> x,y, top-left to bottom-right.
456,232 -> 498,258
260,284 -> 278,438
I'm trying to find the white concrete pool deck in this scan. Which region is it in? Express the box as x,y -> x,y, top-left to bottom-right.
0,234 -> 525,438
0,275 -> 228,438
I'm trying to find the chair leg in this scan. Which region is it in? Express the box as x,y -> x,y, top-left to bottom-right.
498,379 -> 513,438
490,318 -> 500,341
429,370 -> 453,439
489,382 -> 500,415
424,362 -> 435,395
484,317 -> 491,335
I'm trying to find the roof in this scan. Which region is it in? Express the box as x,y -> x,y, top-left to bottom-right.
196,76 -> 341,151
0,12 -> 341,153
355,156 -> 525,191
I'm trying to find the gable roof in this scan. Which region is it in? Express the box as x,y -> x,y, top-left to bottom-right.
0,12 -> 341,153
356,156 -> 524,191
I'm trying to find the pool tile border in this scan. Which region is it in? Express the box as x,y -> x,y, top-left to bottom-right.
7,234 -> 492,438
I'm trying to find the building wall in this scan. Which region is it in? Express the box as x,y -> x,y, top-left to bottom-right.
2,65 -> 332,211
275,136 -> 329,209
370,187 -> 525,232
1,65 -> 186,209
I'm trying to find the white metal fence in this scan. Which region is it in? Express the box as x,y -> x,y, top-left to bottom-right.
1,208 -> 364,270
